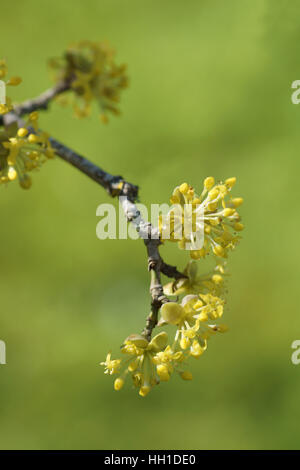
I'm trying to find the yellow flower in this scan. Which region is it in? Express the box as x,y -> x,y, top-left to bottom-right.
102,332 -> 170,396
156,364 -> 170,381
49,40 -> 128,122
160,177 -> 244,259
114,378 -> 125,391
161,293 -> 226,356
0,113 -> 54,189
100,352 -> 121,375
152,344 -> 190,381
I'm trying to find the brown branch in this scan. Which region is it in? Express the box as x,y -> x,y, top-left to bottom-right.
161,260 -> 185,280
0,80 -> 71,127
49,136 -> 186,339
141,243 -> 169,341
49,135 -> 139,200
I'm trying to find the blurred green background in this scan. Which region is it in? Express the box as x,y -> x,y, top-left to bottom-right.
0,0 -> 299,450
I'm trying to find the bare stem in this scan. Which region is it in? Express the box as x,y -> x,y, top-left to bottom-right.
0,80 -> 71,127
141,250 -> 169,341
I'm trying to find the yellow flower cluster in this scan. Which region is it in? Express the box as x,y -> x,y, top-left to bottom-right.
101,332 -> 193,397
0,112 -> 55,189
101,291 -> 227,396
160,294 -> 227,354
102,177 -> 244,396
0,59 -> 22,115
49,40 -> 128,123
160,177 -> 244,259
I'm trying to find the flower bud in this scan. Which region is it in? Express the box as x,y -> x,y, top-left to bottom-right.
28,134 -> 39,144
234,222 -> 244,231
223,208 -> 235,217
139,385 -> 151,397
17,128 -> 28,138
7,167 -> 17,181
125,334 -> 148,349
225,177 -> 236,188
161,302 -> 184,325
179,182 -> 189,194
232,197 -> 243,207
208,188 -> 219,201
114,378 -> 124,391
149,332 -> 168,352
156,364 -> 170,381
180,371 -> 193,381
213,244 -> 225,257
204,176 -> 215,190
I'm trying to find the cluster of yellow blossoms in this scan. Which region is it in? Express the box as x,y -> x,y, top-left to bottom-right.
160,294 -> 227,354
49,40 -> 128,123
102,178 -> 244,396
0,112 -> 55,189
101,290 -> 227,397
160,177 -> 243,259
101,332 -> 193,397
0,60 -> 55,189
